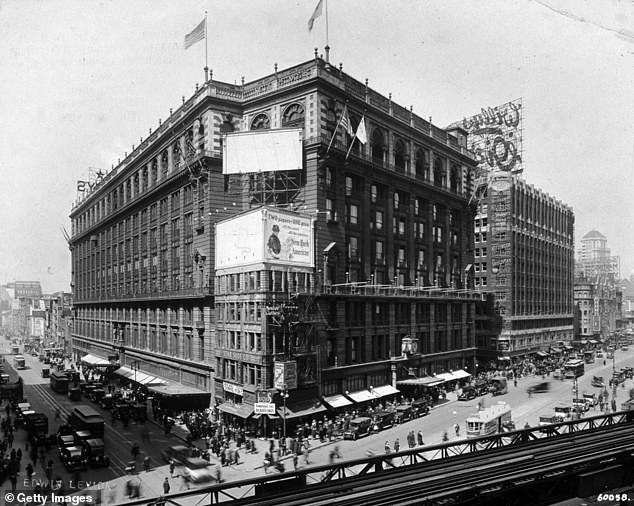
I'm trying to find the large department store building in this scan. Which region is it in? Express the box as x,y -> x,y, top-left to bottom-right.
69,54 -> 481,420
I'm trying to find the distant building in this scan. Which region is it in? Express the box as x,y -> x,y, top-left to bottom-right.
473,175 -> 575,362
576,230 -> 620,279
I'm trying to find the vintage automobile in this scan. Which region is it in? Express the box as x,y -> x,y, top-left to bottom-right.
527,382 -> 551,395
554,405 -> 572,420
591,376 -> 605,388
182,457 -> 215,483
90,388 -> 106,404
539,413 -> 564,426
458,386 -> 478,401
61,446 -> 88,471
100,394 -> 114,410
57,434 -> 75,456
583,393 -> 599,407
161,445 -> 194,465
411,399 -> 431,417
112,401 -> 132,420
343,417 -> 373,440
81,438 -> 110,467
393,405 -> 414,424
68,388 -> 81,402
572,398 -> 590,413
371,411 -> 395,432
41,367 -> 50,379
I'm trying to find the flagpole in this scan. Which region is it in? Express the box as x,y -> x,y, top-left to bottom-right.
204,11 -> 209,81
326,104 -> 345,154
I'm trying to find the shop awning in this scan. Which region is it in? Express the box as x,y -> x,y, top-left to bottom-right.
81,354 -> 111,366
217,402 -> 254,419
371,385 -> 400,398
113,366 -> 166,386
397,377 -> 444,387
322,394 -> 353,409
435,372 -> 455,382
452,369 -> 472,380
535,351 -> 549,358
277,399 -> 326,420
581,340 -> 588,345
346,389 -> 375,403
148,383 -> 211,411
589,340 -> 599,345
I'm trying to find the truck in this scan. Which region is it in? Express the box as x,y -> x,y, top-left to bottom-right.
489,377 -> 508,396
24,412 -> 49,444
68,405 -> 105,438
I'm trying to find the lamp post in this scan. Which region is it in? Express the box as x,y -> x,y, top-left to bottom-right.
280,383 -> 289,439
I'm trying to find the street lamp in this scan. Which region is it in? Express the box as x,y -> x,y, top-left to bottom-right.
280,384 -> 289,439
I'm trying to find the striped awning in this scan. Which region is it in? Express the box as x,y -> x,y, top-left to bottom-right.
81,353 -> 111,366
322,394 -> 353,409
371,385 -> 400,398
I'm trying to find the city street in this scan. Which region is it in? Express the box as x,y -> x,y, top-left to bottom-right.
0,342 -> 188,496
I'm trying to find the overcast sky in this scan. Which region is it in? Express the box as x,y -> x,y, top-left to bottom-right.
0,0 -> 632,293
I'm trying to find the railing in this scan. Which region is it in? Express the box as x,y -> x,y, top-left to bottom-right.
323,282 -> 482,300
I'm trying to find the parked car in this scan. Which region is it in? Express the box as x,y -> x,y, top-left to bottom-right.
57,435 -> 75,456
100,394 -> 114,410
411,399 -> 431,417
371,411 -> 394,432
394,405 -> 414,424
591,376 -> 605,388
458,386 -> 478,401
572,398 -> 589,412
554,405 -> 572,420
343,417 -> 373,440
539,413 -> 563,426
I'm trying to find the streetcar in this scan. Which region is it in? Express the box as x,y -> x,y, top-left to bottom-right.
563,359 -> 585,379
13,355 -> 26,370
465,402 -> 513,438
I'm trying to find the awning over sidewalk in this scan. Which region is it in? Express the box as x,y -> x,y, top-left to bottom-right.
217,402 -> 254,419
397,377 -> 444,387
535,351 -> 549,358
322,394 -> 353,409
589,340 -> 599,345
147,383 -> 211,411
80,353 -> 111,366
435,372 -> 455,382
371,385 -> 400,398
452,369 -> 472,380
277,399 -> 326,420
346,389 -> 375,403
113,366 -> 166,386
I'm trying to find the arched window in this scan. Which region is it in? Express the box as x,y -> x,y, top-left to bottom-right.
450,164 -> 461,193
250,113 -> 270,130
394,138 -> 406,172
371,128 -> 385,165
281,103 -> 305,129
433,157 -> 445,187
415,148 -> 430,181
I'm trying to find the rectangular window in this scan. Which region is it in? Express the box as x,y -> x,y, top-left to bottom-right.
345,176 -> 353,196
417,249 -> 425,268
375,241 -> 384,261
371,184 -> 377,203
399,219 -> 406,235
375,210 -> 383,230
394,192 -> 400,210
398,247 -> 406,266
326,198 -> 336,222
348,204 -> 358,224
349,236 -> 359,258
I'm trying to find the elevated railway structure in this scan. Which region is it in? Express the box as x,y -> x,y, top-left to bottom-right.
130,410 -> 634,505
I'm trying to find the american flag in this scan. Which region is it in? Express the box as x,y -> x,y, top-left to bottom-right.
184,19 -> 206,50
340,105 -> 354,137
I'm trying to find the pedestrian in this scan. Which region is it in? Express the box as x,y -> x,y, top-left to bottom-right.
162,477 -> 170,495
293,453 -> 298,470
143,456 -> 151,472
454,423 -> 460,437
393,438 -> 400,453
384,441 -> 391,454
10,473 -> 17,492
169,459 -> 175,477
26,462 -> 34,480
131,442 -> 139,460
417,430 -> 424,446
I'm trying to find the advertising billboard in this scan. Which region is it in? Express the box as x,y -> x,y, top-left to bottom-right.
273,361 -> 298,390
215,207 -> 314,269
222,128 -> 303,175
454,98 -> 523,178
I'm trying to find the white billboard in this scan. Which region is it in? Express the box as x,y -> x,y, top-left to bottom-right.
215,208 -> 314,269
223,128 -> 303,175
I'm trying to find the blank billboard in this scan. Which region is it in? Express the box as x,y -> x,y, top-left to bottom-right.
223,128 -> 303,174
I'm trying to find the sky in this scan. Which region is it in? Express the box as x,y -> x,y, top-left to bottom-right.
0,0 -> 632,293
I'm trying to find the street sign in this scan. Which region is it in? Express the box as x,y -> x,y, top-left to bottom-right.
254,402 -> 276,415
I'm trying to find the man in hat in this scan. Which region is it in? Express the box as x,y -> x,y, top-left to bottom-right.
267,225 -> 281,259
